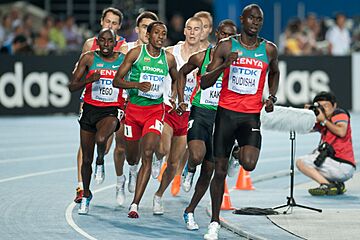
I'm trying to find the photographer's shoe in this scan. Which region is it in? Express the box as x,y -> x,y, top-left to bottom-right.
335,182 -> 347,194
308,183 -> 338,196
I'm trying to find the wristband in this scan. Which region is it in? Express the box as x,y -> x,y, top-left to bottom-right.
268,95 -> 277,103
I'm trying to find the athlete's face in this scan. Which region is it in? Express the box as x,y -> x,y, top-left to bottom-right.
136,18 -> 156,44
184,19 -> 202,45
198,17 -> 212,41
101,12 -> 121,32
240,7 -> 264,36
148,24 -> 167,49
97,31 -> 116,56
215,24 -> 237,42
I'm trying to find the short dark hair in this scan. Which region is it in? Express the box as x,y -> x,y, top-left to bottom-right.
136,11 -> 158,26
146,21 -> 166,33
313,91 -> 337,105
217,19 -> 236,31
101,7 -> 123,24
98,28 -> 116,40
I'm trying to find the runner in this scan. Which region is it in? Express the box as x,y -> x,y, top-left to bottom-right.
151,17 -> 203,215
115,11 -> 159,206
69,28 -> 125,214
112,21 -> 181,218
178,20 -> 237,230
194,11 -> 213,49
200,4 -> 280,239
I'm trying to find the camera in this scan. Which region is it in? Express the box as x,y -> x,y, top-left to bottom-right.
308,102 -> 325,116
314,142 -> 335,167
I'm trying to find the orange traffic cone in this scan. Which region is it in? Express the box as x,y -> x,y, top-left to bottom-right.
221,180 -> 235,210
157,161 -> 167,182
233,167 -> 255,190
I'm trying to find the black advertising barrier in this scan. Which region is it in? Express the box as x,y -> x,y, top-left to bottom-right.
0,54 -> 81,115
0,55 -> 353,115
277,56 -> 352,110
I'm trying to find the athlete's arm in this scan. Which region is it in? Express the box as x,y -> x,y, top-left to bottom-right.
264,41 -> 280,112
68,52 -> 99,92
113,46 -> 151,92
178,51 -> 204,103
82,38 -> 94,53
200,39 -> 235,89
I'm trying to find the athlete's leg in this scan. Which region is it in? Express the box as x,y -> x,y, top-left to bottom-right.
155,122 -> 173,159
155,135 -> 187,197
95,116 -> 118,165
185,159 -> 214,213
236,145 -> 260,171
80,129 -> 96,198
132,132 -> 160,205
114,124 -> 126,177
187,140 -> 206,170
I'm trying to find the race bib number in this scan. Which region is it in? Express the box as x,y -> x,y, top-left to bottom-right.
138,73 -> 164,99
124,124 -> 133,138
228,65 -> 261,95
91,78 -> 119,102
184,71 -> 197,110
149,119 -> 163,133
200,80 -> 222,106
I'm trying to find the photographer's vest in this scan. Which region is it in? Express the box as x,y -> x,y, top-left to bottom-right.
127,45 -> 169,106
320,109 -> 356,167
83,52 -> 125,108
191,47 -> 222,111
219,35 -> 269,113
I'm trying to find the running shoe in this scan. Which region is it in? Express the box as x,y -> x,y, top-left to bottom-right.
334,181 -> 347,194
183,211 -> 199,230
308,183 -> 338,196
116,177 -> 126,206
78,192 -> 93,215
74,187 -> 83,203
151,154 -> 162,179
171,175 -> 181,196
94,164 -> 105,184
182,165 -> 195,192
227,144 -> 240,177
153,195 -> 164,215
204,221 -> 221,240
128,203 -> 139,218
128,168 -> 137,193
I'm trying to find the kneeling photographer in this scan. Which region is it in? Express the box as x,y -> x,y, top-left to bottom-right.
296,91 -> 356,196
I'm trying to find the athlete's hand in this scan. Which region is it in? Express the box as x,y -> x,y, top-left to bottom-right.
85,72 -> 101,84
264,98 -> 274,112
223,52 -> 238,68
137,82 -> 151,92
168,98 -> 177,113
176,102 -> 188,116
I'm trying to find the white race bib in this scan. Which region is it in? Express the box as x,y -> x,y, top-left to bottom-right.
200,80 -> 222,106
184,71 -> 197,110
138,73 -> 164,99
91,78 -> 119,102
228,65 -> 261,95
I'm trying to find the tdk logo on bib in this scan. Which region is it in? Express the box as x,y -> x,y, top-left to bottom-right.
232,67 -> 258,76
142,74 -> 164,82
94,79 -> 113,85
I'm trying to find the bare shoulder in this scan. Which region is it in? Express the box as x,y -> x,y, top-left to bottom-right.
82,37 -> 95,53
264,39 -> 278,54
165,49 -> 175,62
165,46 -> 174,54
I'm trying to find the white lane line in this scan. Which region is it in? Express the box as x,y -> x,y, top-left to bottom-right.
65,184 -> 115,240
0,143 -> 78,152
0,166 -> 76,183
0,153 -> 74,164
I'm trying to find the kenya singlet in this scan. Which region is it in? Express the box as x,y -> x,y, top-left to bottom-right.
191,47 -> 222,111
127,45 -> 169,106
83,52 -> 125,107
220,35 -> 269,113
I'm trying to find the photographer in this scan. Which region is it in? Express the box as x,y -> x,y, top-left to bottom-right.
296,91 -> 356,196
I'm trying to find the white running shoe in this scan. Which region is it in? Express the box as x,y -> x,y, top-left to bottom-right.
128,166 -> 137,193
182,165 -> 195,192
227,144 -> 240,177
151,154 -> 162,179
183,212 -> 199,230
94,164 -> 105,184
153,195 -> 164,215
128,203 -> 139,218
116,177 -> 126,206
78,193 -> 93,215
204,221 -> 220,240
